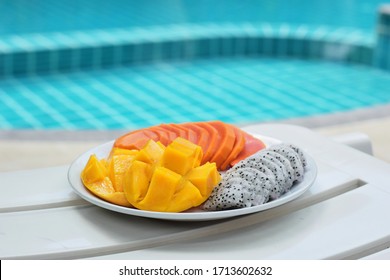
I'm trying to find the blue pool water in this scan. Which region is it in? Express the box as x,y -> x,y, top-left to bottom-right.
0,0 -> 390,130
1,58 -> 390,130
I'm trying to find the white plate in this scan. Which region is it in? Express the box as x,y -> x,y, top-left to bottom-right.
68,135 -> 317,221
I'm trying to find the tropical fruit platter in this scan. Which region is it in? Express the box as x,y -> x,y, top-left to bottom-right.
78,120 -> 311,215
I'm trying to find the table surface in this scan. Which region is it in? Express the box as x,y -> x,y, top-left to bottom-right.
1,124 -> 390,260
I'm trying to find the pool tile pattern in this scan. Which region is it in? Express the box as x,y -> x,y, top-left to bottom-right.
1,58 -> 390,130
0,23 -> 375,77
1,1 -> 390,130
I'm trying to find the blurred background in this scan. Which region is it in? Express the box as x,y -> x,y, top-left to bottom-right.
0,0 -> 389,170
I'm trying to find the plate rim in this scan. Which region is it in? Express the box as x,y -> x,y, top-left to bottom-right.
68,135 -> 317,221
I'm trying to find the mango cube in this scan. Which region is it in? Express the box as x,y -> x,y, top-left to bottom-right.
166,180 -> 203,212
186,162 -> 221,197
81,154 -> 131,207
123,160 -> 153,205
138,166 -> 182,211
135,139 -> 165,164
82,155 -> 108,184
161,137 -> 203,175
108,153 -> 137,192
81,137 -> 221,212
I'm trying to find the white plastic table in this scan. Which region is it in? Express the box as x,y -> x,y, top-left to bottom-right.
1,124 -> 390,260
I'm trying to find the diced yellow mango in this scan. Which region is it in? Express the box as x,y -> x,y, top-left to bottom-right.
107,147 -> 138,162
156,141 -> 165,150
135,139 -> 165,164
161,137 -> 203,175
84,176 -> 115,195
166,180 -> 204,212
185,162 -> 221,197
81,154 -> 108,184
81,137 -> 221,212
109,147 -> 138,157
161,147 -> 191,175
137,167 -> 182,212
84,177 -> 131,207
123,160 -> 153,205
81,157 -> 132,207
108,153 -> 137,192
100,158 -> 109,169
99,191 -> 133,207
169,137 -> 203,167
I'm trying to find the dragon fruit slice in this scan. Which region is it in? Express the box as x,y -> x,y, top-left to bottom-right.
202,142 -> 308,211
257,152 -> 291,194
254,156 -> 287,199
203,178 -> 254,210
288,144 -> 307,167
269,144 -> 305,183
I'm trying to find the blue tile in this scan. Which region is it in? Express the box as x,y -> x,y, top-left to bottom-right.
0,53 -> 8,77
34,50 -> 52,73
55,48 -> 75,72
194,38 -> 212,58
100,45 -> 118,67
219,37 -> 237,56
261,37 -> 277,56
274,38 -> 289,57
121,43 -> 136,65
243,37 -> 259,56
285,37 -> 302,57
307,39 -> 323,59
11,51 -> 30,76
78,46 -> 96,70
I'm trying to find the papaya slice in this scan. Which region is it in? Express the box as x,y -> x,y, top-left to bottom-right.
208,121 -> 236,169
170,123 -> 198,144
195,122 -> 219,164
230,132 -> 266,166
220,125 -> 246,170
148,125 -> 176,146
114,121 -> 265,170
160,123 -> 186,138
181,122 -> 210,164
114,129 -> 159,150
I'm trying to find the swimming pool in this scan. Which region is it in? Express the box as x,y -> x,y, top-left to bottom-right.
0,0 -> 389,130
